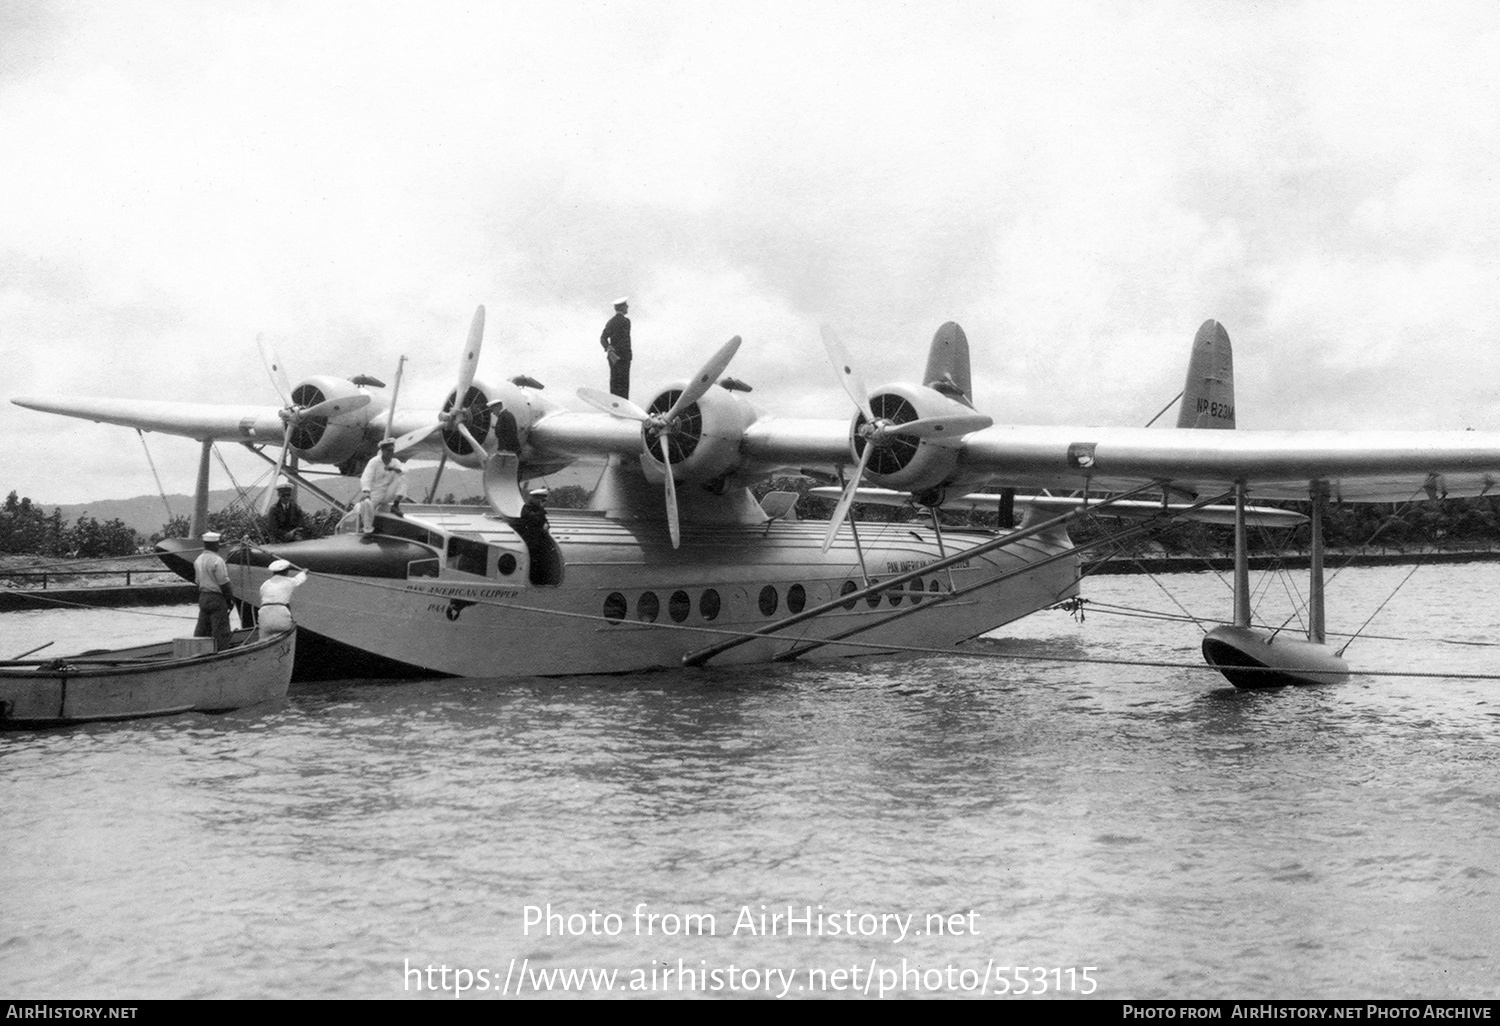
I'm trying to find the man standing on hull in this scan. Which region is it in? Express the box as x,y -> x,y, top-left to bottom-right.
193,531 -> 235,652
600,296 -> 632,399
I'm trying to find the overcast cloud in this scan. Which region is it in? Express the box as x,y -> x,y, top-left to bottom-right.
3,0 -> 1498,504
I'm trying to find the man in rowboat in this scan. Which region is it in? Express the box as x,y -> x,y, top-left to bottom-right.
193,532 -> 234,652
258,559 -> 307,639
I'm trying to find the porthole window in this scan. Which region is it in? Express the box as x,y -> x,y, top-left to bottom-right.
909,577 -> 924,601
700,589 -> 722,621
497,553 -> 517,576
929,580 -> 942,593
603,592 -> 627,623
840,580 -> 858,611
638,592 -> 660,622
787,583 -> 806,614
865,580 -> 882,608
889,587 -> 903,607
758,585 -> 779,616
669,590 -> 691,623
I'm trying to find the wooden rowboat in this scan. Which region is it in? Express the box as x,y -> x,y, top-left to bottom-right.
0,629 -> 296,728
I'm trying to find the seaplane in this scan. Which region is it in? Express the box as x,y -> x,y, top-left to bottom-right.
14,308 -> 1500,687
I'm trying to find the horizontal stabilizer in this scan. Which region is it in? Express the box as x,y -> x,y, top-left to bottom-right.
807,486 -> 1305,527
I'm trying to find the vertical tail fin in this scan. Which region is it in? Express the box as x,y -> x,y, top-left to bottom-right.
1177,319 -> 1235,429
924,322 -> 975,407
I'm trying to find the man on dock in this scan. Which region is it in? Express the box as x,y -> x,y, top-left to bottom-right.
193,531 -> 234,652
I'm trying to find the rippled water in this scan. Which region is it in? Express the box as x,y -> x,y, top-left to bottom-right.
2,564 -> 1498,999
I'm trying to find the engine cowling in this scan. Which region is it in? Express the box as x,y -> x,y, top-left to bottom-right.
438,377 -> 556,467
850,383 -> 973,492
639,384 -> 758,485
284,375 -> 376,465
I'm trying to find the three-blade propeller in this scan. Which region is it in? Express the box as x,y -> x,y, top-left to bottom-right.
818,325 -> 991,552
254,333 -> 372,511
577,335 -> 742,548
390,306 -> 501,501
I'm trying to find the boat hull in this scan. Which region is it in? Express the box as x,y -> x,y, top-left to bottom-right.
0,629 -> 296,727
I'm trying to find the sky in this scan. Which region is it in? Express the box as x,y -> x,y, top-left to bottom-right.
2,0 -> 1498,504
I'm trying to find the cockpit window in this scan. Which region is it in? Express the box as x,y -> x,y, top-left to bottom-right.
447,536 -> 488,575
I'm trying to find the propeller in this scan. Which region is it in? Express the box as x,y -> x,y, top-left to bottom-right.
577,335 -> 742,548
254,333 -> 372,513
818,324 -> 991,553
389,307 -> 498,501
255,334 -> 371,424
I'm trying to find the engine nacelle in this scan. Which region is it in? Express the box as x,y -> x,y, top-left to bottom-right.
285,375 -> 377,465
850,383 -> 974,493
639,383 -> 758,486
439,376 -> 559,467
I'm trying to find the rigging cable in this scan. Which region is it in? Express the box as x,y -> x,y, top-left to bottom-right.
136,429 -> 177,523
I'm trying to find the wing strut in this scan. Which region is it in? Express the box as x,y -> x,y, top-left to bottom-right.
1202,478 -> 1348,686
191,439 -> 212,539
241,444 -> 346,510
683,481 -> 1202,667
1233,481 -> 1250,628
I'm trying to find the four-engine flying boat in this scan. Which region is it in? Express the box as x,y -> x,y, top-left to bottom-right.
15,310 -> 1500,687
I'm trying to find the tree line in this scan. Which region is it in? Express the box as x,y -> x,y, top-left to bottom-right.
1,491 -> 141,558
8,484 -> 1499,560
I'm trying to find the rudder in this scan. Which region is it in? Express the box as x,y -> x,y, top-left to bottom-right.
1177,319 -> 1235,429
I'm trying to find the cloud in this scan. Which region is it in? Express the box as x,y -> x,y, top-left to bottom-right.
4,1 -> 1500,502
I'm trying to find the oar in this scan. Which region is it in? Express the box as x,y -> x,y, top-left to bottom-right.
9,641 -> 53,660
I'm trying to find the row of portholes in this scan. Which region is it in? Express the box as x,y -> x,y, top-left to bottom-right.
602,577 -> 943,625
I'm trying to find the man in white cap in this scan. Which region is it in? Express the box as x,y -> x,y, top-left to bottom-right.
266,477 -> 306,543
599,296 -> 632,399
193,531 -> 235,651
258,559 -> 308,638
357,438 -> 407,533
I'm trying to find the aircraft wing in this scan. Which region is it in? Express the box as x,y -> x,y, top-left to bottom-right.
13,395 -> 292,443
957,425 -> 1500,502
740,416 -> 853,470
11,394 -> 446,459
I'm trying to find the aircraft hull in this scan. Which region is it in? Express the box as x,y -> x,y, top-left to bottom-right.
216,509 -> 1079,680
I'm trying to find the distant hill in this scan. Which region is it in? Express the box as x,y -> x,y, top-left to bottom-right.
43,461 -> 607,537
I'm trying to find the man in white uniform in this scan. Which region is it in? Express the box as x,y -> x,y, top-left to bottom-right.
258,559 -> 307,638
357,438 -> 407,533
193,531 -> 234,651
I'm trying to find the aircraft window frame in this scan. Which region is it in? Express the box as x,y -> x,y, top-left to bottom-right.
381,518 -> 440,548
496,552 -> 518,576
889,587 -> 903,607
929,580 -> 942,593
699,589 -> 721,621
446,535 -> 489,576
668,590 -> 691,623
865,580 -> 882,608
407,558 -> 440,579
758,585 -> 778,617
909,577 -> 924,601
787,583 -> 806,614
638,592 -> 660,623
840,580 -> 858,611
603,592 -> 627,623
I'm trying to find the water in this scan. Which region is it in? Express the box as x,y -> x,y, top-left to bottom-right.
2,564 -> 1498,999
